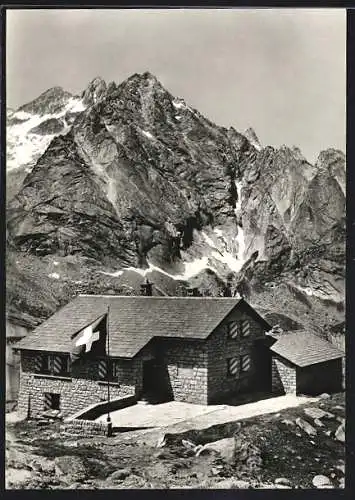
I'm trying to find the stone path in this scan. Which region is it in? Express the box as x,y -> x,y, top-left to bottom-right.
97,394 -> 318,443
95,400 -> 221,428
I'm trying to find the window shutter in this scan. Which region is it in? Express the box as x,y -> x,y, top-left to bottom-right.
44,392 -> 53,410
228,321 -> 240,339
52,355 -> 63,375
34,355 -> 43,373
240,354 -> 251,372
241,319 -> 250,337
228,357 -> 239,376
98,359 -> 107,380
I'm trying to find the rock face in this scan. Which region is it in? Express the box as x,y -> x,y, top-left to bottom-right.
82,77 -> 107,106
29,118 -> 65,135
6,72 -> 345,335
244,127 -> 262,151
335,422 -> 345,443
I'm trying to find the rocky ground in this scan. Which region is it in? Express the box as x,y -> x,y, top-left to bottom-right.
6,392 -> 345,489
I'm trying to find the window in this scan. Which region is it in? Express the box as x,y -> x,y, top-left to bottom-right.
228,321 -> 240,339
35,354 -> 70,376
240,354 -> 252,372
227,357 -> 239,377
44,393 -> 60,411
112,361 -> 120,380
97,359 -> 121,382
240,319 -> 250,337
228,319 -> 250,338
98,359 -> 108,380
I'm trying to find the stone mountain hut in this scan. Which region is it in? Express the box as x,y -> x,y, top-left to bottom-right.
13,295 -> 345,419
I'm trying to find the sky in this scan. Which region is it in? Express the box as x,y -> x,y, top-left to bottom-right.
6,8 -> 346,163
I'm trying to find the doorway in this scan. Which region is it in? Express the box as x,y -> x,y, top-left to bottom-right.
142,359 -> 172,403
253,340 -> 272,393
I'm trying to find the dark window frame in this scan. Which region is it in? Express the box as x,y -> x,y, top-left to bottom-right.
37,354 -> 71,377
44,392 -> 61,411
97,358 -> 121,382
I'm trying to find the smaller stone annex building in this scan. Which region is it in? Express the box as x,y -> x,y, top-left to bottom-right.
269,331 -> 344,396
13,295 -> 345,419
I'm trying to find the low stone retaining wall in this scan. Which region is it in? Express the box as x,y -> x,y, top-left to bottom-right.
62,395 -> 137,436
62,418 -> 109,436
68,395 -> 137,421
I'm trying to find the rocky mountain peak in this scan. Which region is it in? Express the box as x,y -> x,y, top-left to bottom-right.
17,86 -> 73,115
244,127 -> 262,151
316,148 -> 345,168
315,148 -> 345,195
82,77 -> 107,106
118,72 -> 170,101
138,71 -> 158,81
127,71 -> 159,85
6,71 -> 345,336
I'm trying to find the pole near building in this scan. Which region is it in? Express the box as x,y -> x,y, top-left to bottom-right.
106,305 -> 112,437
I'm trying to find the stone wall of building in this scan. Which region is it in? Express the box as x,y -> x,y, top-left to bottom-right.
296,358 -> 343,395
17,303 -> 271,413
17,350 -> 138,418
206,305 -> 267,403
271,355 -> 297,394
158,339 -> 208,405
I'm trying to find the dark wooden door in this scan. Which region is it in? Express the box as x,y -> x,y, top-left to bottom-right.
253,340 -> 272,392
142,359 -> 172,403
142,359 -> 157,394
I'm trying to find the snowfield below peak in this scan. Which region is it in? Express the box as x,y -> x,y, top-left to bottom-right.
6,97 -> 86,171
98,256 -> 218,281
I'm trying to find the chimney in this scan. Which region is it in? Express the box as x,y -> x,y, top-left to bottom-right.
140,279 -> 153,296
186,287 -> 200,297
176,285 -> 186,297
223,284 -> 232,297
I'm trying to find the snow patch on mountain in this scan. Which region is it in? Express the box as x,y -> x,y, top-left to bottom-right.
7,97 -> 86,171
48,272 -> 60,280
202,230 -> 245,274
99,257 -> 218,281
172,99 -> 186,110
295,282 -> 343,303
236,227 -> 245,264
68,98 -> 86,113
142,130 -> 154,140
234,181 -> 246,263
